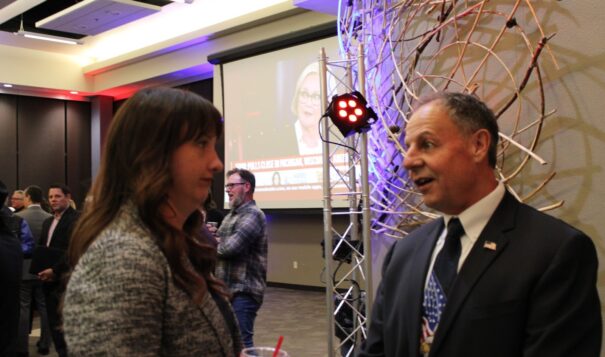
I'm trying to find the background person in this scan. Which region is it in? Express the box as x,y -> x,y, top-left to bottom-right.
16,185 -> 52,356
357,92 -> 601,357
31,184 -> 78,357
202,191 -> 224,228
11,190 -> 26,213
271,171 -> 282,186
1,187 -> 35,357
0,180 -> 24,356
212,168 -> 268,349
63,87 -> 241,356
8,188 -> 37,357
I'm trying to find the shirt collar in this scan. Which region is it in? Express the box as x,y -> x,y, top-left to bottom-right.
443,182 -> 505,244
54,207 -> 69,219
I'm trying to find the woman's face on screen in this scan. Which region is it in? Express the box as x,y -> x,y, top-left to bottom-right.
296,73 -> 321,130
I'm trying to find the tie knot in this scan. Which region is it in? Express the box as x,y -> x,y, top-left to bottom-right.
446,218 -> 464,240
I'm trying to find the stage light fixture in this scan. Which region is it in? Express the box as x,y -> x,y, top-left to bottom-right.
326,91 -> 377,138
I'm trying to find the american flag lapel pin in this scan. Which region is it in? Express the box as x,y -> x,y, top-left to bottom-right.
483,241 -> 497,251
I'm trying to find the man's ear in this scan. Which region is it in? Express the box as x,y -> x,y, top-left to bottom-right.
470,128 -> 491,164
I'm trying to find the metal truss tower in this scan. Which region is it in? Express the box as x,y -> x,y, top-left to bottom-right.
320,45 -> 373,357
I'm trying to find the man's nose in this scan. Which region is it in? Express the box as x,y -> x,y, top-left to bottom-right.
403,147 -> 421,170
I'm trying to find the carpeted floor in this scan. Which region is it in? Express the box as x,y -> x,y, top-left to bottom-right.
28,286 -> 329,357
254,286 -> 328,356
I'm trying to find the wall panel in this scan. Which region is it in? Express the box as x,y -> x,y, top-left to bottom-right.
67,101 -> 91,205
18,96 -> 65,191
0,94 -> 17,193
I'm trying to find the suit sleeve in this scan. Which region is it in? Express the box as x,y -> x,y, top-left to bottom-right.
356,242 -> 397,357
20,219 -> 34,256
524,233 -> 602,357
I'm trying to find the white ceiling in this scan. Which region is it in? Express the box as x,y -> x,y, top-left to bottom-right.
0,0 -> 337,100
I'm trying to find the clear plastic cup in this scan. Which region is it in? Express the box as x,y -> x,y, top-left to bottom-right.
240,347 -> 289,357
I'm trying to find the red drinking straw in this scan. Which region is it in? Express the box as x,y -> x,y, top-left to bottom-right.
272,335 -> 284,357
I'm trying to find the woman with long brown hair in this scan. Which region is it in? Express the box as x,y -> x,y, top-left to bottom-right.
63,87 -> 241,356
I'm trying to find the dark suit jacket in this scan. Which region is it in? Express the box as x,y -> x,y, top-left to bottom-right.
34,207 -> 79,278
358,191 -> 602,357
0,213 -> 23,356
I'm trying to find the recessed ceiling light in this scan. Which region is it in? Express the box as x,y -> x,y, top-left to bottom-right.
3,84 -> 13,88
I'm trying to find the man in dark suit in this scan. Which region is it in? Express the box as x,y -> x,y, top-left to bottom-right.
32,184 -> 79,357
16,185 -> 52,356
357,92 -> 601,357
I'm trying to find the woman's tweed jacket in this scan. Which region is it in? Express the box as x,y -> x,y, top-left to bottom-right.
63,203 -> 240,356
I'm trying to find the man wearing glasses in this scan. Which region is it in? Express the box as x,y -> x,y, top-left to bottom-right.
214,168 -> 268,349
10,190 -> 25,213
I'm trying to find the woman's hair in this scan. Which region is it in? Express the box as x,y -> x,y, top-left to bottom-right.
290,62 -> 319,116
203,190 -> 218,211
68,87 -> 229,303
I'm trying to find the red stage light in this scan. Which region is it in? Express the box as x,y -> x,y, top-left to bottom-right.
325,91 -> 378,137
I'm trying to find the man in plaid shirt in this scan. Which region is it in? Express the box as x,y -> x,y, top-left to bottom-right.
215,168 -> 268,348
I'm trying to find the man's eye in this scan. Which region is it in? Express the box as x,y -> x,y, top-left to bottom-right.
421,141 -> 434,149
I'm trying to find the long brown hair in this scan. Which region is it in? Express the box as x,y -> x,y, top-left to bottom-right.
68,87 -> 228,302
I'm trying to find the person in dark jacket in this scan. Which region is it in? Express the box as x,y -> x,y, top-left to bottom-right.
357,92 -> 601,357
31,184 -> 79,357
0,179 -> 24,356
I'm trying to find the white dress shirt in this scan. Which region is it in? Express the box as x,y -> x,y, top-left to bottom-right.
425,182 -> 505,287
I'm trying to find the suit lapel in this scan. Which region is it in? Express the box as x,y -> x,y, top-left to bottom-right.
41,216 -> 53,246
430,192 -> 519,355
404,218 -> 445,356
48,207 -> 74,247
49,215 -> 64,248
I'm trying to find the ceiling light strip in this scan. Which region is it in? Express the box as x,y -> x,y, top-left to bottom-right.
17,30 -> 83,45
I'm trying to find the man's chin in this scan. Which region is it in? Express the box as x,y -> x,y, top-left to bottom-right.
421,195 -> 437,210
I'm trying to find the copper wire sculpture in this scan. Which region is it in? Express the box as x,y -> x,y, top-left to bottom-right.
336,0 -> 562,240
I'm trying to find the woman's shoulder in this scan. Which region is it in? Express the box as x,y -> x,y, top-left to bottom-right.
102,205 -> 159,246
76,206 -> 167,275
